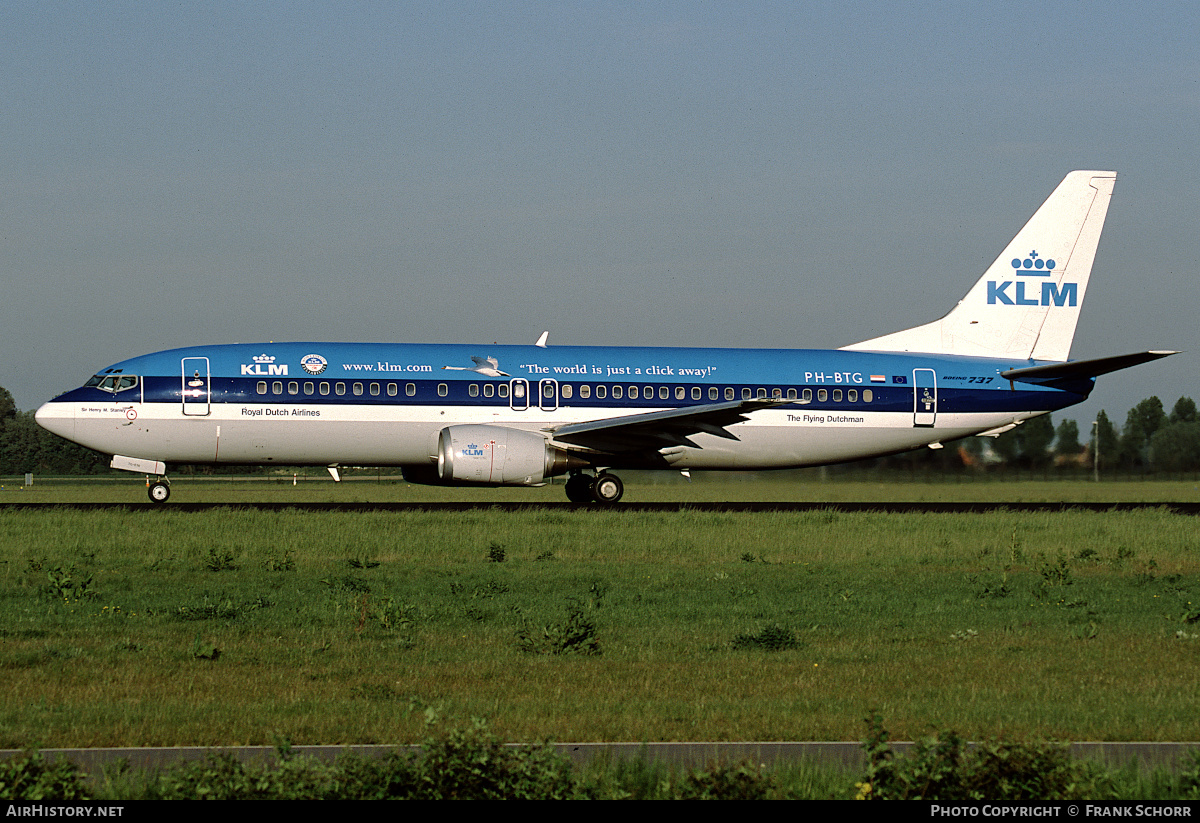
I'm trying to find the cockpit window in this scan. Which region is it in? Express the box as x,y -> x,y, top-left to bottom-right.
87,374 -> 138,393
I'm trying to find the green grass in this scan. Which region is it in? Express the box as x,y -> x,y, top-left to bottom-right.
2,490 -> 1199,748
5,471 -> 1200,505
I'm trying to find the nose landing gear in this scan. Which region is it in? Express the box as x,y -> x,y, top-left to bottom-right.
147,477 -> 171,504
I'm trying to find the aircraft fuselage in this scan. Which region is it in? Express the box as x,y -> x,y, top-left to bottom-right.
35,341 -> 1085,472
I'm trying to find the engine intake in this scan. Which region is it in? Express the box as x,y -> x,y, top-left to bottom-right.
437,425 -> 586,486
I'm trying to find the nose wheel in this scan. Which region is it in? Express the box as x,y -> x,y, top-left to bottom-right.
564,472 -> 624,504
148,478 -> 171,504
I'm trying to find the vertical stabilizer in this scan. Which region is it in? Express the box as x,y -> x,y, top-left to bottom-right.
842,171 -> 1116,361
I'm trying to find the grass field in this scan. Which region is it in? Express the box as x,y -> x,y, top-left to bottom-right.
4,470 -> 1200,504
2,477 -> 1199,749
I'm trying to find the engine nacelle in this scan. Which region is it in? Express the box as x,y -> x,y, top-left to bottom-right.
437,425 -> 586,486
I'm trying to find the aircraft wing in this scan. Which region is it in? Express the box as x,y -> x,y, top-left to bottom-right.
547,399 -> 783,453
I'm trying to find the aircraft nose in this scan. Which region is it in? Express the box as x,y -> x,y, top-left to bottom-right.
35,402 -> 74,440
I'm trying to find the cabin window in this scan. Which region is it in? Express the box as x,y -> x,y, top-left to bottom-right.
406,383 -> 416,396
709,387 -> 719,400
644,386 -> 654,400
543,383 -> 555,398
833,389 -> 842,402
256,381 -> 267,395
353,383 -> 363,396
498,384 -> 509,398
742,388 -> 752,400
692,387 -> 701,400
320,382 -> 330,395
659,386 -> 669,400
863,389 -> 873,403
802,388 -> 812,404
483,383 -> 494,398
848,389 -> 858,402
370,383 -> 380,396
561,384 -> 573,399
677,386 -> 687,400
757,387 -> 767,399
468,384 -> 479,397
303,382 -> 314,395
818,388 -> 828,402
335,382 -> 346,395
513,383 -> 525,399
611,385 -> 622,399
438,383 -> 448,397
787,388 -> 797,400
288,382 -> 299,395
772,388 -> 782,399
596,385 -> 607,399
580,385 -> 591,399
272,381 -> 283,395
387,383 -> 398,397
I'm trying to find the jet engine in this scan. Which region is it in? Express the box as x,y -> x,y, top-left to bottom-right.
436,425 -> 587,486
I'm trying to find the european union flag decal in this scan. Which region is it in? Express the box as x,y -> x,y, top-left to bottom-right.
892,375 -> 908,384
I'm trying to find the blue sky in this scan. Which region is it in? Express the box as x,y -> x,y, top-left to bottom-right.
3,2 -> 1196,433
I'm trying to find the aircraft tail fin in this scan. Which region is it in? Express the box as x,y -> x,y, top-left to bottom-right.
842,170 -> 1117,362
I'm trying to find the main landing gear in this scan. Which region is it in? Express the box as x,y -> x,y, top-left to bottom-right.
147,476 -> 171,504
564,471 -> 624,505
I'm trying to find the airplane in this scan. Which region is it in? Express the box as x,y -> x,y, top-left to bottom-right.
35,170 -> 1176,504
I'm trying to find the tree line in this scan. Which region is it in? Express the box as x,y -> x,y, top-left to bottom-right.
0,386 -> 110,475
983,395 -> 1198,473
3,383 -> 1199,476
874,395 -> 1200,474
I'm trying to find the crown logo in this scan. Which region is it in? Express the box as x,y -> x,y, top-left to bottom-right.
1011,250 -> 1055,276
253,354 -> 276,363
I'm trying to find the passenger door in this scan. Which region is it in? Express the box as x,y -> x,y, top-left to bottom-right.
182,357 -> 211,416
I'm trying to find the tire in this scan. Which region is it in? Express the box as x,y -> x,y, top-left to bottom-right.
590,473 -> 623,504
148,482 -> 171,503
565,474 -> 592,503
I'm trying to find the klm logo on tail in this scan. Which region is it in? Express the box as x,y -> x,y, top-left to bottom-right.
987,250 -> 1077,307
987,281 -> 1077,306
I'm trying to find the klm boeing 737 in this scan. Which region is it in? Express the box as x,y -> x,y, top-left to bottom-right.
36,171 -> 1175,503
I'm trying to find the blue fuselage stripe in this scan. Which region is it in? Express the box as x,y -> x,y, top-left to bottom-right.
56,374 -> 1086,415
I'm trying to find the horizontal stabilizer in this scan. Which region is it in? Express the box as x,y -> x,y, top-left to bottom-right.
1001,350 -> 1178,382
